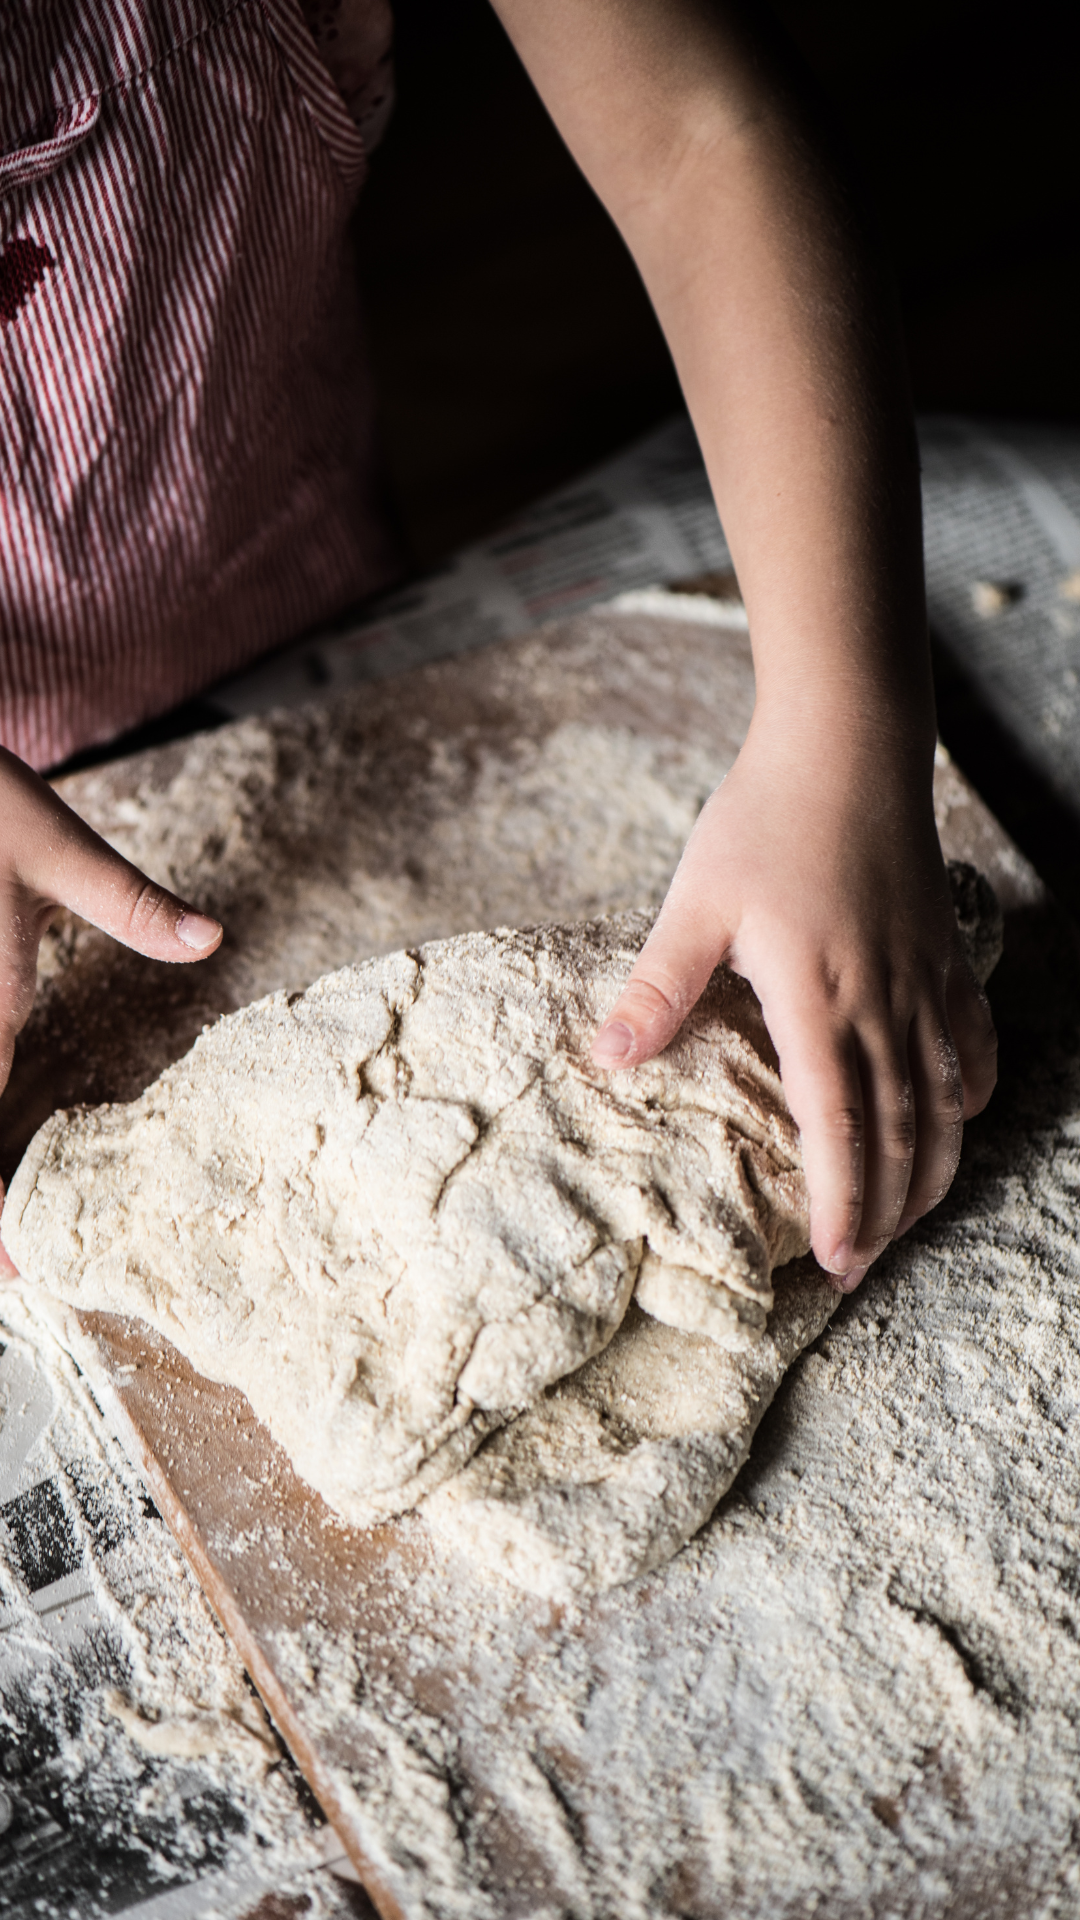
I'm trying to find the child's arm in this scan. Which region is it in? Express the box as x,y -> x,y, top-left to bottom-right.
492,0 -> 997,1286
0,747 -> 222,1266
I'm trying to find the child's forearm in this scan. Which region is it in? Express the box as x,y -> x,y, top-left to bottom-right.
493,0 -> 932,749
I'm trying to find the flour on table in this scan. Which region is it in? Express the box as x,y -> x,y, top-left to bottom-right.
4,911 -> 810,1530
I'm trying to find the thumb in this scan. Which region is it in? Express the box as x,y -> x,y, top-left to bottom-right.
55,857 -> 222,964
592,895 -> 731,1068
5,750 -> 222,964
0,1178 -> 16,1279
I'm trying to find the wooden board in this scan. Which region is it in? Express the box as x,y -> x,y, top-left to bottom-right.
0,610 -> 1049,1919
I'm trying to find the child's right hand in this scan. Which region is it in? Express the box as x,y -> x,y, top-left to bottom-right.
0,744 -> 222,1270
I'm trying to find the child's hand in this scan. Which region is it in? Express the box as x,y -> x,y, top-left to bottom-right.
0,744 -> 222,1272
593,711 -> 998,1286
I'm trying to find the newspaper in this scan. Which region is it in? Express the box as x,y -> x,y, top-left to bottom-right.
211,414 -> 735,715
213,414 -> 1080,851
0,1297 -> 362,1920
917,414 -> 1080,815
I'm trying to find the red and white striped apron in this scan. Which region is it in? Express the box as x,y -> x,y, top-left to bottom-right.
0,0 -> 399,771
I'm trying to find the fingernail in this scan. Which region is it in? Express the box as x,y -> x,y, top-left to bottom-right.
825,1243 -> 855,1276
835,1264 -> 869,1294
176,910 -> 221,952
592,1020 -> 635,1067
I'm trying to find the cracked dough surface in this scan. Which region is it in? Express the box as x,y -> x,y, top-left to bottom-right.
5,911 -> 810,1530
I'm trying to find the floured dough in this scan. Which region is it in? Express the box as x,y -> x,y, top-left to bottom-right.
4,911 -> 808,1528
425,1264 -> 838,1598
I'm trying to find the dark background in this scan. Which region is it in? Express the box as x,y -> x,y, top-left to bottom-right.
356,0 -> 1078,568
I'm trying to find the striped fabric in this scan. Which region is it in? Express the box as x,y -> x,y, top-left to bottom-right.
0,0 -> 399,770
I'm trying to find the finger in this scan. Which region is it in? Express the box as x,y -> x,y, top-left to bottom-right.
0,1178 -> 18,1279
0,902 -> 44,1041
2,750 -> 222,963
592,894 -> 729,1068
946,964 -> 998,1120
0,957 -> 31,1274
851,1031 -> 916,1263
767,1016 -> 866,1283
0,1015 -> 15,1095
895,1008 -> 964,1237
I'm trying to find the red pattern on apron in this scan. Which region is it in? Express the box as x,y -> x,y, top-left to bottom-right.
0,0 -> 399,770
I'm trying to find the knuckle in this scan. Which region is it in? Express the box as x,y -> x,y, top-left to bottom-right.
907,1156 -> 961,1221
928,1036 -> 966,1123
824,1104 -> 864,1150
954,974 -> 999,1043
931,1083 -> 966,1127
879,1079 -> 917,1158
884,1112 -> 918,1159
966,1008 -> 999,1059
975,1015 -> 999,1062
616,966 -> 700,1035
621,974 -> 678,1018
125,882 -> 175,942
